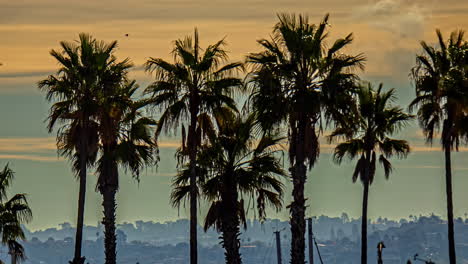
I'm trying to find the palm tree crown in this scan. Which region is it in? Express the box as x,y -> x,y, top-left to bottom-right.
38,33 -> 108,176
247,13 -> 365,164
145,28 -> 243,147
331,83 -> 412,182
410,29 -> 468,150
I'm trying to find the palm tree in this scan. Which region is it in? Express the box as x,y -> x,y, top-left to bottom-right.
246,13 -> 364,263
0,164 -> 33,264
330,83 -> 411,264
95,78 -> 157,264
172,110 -> 285,264
38,33 -> 105,264
410,29 -> 468,264
145,29 -> 243,264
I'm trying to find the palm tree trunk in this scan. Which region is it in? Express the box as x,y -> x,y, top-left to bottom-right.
73,159 -> 86,264
290,117 -> 307,264
290,162 -> 306,264
102,187 -> 117,264
189,162 -> 197,264
445,145 -> 456,264
361,180 -> 369,264
10,251 -> 16,264
188,106 -> 199,264
73,129 -> 88,264
221,177 -> 242,264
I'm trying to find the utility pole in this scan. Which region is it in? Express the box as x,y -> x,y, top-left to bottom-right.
308,218 -> 314,264
274,231 -> 282,264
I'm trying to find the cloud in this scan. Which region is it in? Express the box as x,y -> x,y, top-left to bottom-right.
0,137 -> 62,162
355,0 -> 428,38
0,137 -> 57,153
0,137 -> 182,162
0,0 -> 347,26
157,141 -> 180,149
0,70 -> 53,79
145,172 -> 177,177
0,154 -> 62,162
396,165 -> 468,171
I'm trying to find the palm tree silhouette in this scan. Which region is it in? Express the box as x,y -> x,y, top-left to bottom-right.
330,83 -> 411,264
0,164 -> 32,264
172,109 -> 285,264
246,13 -> 364,264
410,29 -> 468,264
38,33 -> 104,264
96,79 -> 157,264
145,29 -> 243,264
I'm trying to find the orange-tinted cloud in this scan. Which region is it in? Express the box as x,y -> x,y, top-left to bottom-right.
0,154 -> 62,162
2,0 -> 467,94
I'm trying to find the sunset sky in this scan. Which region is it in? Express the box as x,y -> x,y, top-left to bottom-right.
1,0 -> 468,230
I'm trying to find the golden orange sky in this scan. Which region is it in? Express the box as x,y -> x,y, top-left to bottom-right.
2,0 -> 468,93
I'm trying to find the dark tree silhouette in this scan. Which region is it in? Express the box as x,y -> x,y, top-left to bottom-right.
246,13 -> 364,264
0,164 -> 33,264
145,29 -> 243,264
96,79 -> 157,264
39,33 -> 104,264
331,83 -> 411,264
172,110 -> 285,264
410,29 -> 468,264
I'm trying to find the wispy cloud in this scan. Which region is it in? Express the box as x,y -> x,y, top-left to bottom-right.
354,0 -> 429,38
0,70 -> 53,79
0,154 -> 62,162
0,137 -> 181,162
0,137 -> 57,153
396,165 -> 468,171
157,141 -> 180,149
144,172 -> 177,177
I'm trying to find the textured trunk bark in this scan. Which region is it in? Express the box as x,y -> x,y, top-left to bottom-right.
10,252 -> 16,264
307,218 -> 313,264
290,113 -> 307,264
73,128 -> 88,264
221,183 -> 241,264
188,102 -> 199,264
361,180 -> 369,264
189,162 -> 198,264
445,145 -> 456,264
290,161 -> 306,264
102,187 -> 117,264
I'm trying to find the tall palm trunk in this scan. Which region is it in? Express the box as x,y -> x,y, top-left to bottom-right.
102,187 -> 117,264
100,144 -> 119,264
445,144 -> 456,264
189,160 -> 197,264
360,149 -> 372,264
10,250 -> 17,264
361,180 -> 369,264
221,175 -> 242,264
290,116 -> 307,264
188,95 -> 199,264
73,127 -> 88,264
